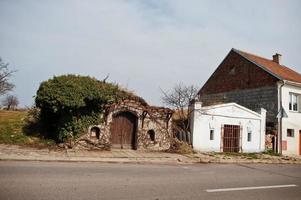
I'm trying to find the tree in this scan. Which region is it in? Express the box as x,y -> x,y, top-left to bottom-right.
0,58 -> 15,95
2,95 -> 19,110
161,83 -> 198,143
35,74 -> 130,141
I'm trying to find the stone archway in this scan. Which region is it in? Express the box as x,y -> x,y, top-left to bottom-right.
111,111 -> 138,150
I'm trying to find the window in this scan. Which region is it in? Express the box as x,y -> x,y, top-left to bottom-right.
229,67 -> 236,75
210,129 -> 214,140
247,131 -> 252,142
90,127 -> 100,139
287,129 -> 294,137
148,130 -> 155,142
289,93 -> 298,111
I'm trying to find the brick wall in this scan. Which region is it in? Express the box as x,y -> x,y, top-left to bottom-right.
198,50 -> 279,130
199,50 -> 278,95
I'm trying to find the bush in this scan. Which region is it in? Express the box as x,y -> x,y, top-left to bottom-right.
35,74 -> 128,142
23,107 -> 42,137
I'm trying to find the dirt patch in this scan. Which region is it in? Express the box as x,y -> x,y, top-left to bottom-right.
166,138 -> 194,154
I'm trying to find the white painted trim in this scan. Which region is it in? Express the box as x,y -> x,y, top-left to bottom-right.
284,80 -> 301,87
206,184 -> 297,193
200,112 -> 261,121
201,102 -> 261,118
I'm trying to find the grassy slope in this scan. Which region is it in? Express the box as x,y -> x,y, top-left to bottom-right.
0,110 -> 54,147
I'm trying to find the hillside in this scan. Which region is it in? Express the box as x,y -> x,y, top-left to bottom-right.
0,110 -> 54,147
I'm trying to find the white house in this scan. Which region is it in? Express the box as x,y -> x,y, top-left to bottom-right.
190,102 -> 266,153
196,48 -> 301,156
278,80 -> 301,155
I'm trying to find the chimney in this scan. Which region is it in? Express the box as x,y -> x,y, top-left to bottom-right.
272,53 -> 282,65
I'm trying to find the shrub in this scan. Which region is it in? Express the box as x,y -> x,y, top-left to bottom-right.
35,74 -> 128,142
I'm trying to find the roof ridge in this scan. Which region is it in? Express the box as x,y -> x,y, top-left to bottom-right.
232,48 -> 275,63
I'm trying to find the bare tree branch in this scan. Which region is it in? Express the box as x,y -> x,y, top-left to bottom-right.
0,57 -> 16,95
1,95 -> 19,110
102,73 -> 110,83
160,83 -> 198,134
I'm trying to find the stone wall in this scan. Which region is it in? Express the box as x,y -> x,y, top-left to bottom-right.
76,99 -> 173,150
200,86 -> 278,130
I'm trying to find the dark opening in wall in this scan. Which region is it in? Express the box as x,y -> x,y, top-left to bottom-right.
247,131 -> 252,142
148,130 -> 155,142
90,127 -> 100,139
210,129 -> 214,140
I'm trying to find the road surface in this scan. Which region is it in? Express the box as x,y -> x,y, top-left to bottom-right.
0,161 -> 300,200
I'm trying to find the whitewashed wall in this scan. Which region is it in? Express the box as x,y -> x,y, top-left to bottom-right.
280,82 -> 301,155
191,102 -> 266,153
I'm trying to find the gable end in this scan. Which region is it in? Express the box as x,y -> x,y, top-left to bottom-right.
232,48 -> 282,80
198,49 -> 280,96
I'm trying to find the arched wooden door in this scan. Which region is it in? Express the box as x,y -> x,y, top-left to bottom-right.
111,112 -> 138,149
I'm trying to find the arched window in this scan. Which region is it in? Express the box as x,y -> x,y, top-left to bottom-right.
147,130 -> 155,142
90,127 -> 100,139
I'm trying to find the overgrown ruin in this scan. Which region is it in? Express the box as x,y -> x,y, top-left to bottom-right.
76,96 -> 173,150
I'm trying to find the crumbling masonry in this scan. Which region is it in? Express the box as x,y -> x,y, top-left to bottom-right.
77,97 -> 173,150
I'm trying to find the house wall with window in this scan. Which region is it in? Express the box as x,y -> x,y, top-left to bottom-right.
190,102 -> 266,153
280,83 -> 301,155
198,50 -> 279,131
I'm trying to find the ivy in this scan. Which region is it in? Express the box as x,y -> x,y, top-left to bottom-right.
35,74 -> 128,142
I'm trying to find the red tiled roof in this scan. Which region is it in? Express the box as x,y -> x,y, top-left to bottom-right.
233,49 -> 301,84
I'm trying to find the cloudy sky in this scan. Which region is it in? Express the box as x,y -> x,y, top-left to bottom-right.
1,0 -> 301,107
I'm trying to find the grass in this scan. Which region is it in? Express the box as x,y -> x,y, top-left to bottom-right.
225,152 -> 259,159
0,110 -> 55,148
263,149 -> 280,156
210,152 -> 260,159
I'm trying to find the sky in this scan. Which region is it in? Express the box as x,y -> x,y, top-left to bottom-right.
0,0 -> 301,107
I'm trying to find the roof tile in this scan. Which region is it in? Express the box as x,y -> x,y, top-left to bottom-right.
234,49 -> 301,84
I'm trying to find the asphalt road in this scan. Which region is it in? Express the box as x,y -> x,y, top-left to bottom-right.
0,161 -> 300,200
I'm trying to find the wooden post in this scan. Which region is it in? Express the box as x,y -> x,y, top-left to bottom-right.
220,125 -> 224,152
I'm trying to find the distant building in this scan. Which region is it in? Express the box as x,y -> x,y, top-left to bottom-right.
196,48 -> 301,155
